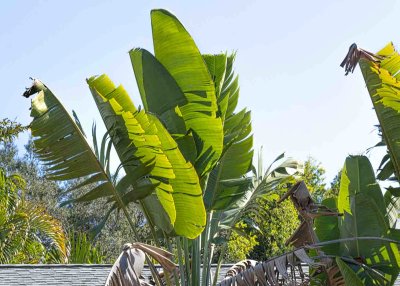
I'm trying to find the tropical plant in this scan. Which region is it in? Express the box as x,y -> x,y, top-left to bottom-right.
0,118 -> 27,143
340,42 -> 400,183
0,135 -> 142,263
46,232 -> 104,264
246,157 -> 326,262
23,8 -> 301,285
207,153 -> 301,285
218,156 -> 400,285
341,42 -> 400,240
0,167 -> 67,263
314,155 -> 400,285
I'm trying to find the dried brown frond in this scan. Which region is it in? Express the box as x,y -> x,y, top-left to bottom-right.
105,242 -> 176,286
217,249 -> 323,286
340,43 -> 383,75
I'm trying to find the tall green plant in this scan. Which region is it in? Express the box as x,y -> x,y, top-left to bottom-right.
315,155 -> 400,285
24,9 -> 301,285
341,43 -> 400,199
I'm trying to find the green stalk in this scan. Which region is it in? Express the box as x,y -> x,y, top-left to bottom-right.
191,236 -> 201,286
183,238 -> 192,286
212,243 -> 226,286
206,243 -> 215,285
165,236 -> 179,286
201,211 -> 213,286
118,201 -> 139,241
176,237 -> 186,286
139,201 -> 160,247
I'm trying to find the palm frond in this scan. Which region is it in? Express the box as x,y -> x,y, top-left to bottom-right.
0,168 -> 67,263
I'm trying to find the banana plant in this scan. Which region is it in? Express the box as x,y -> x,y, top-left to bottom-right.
23,8 -> 302,285
206,152 -> 302,286
341,43 -> 400,213
215,156 -> 400,285
314,155 -> 400,285
341,43 -> 400,173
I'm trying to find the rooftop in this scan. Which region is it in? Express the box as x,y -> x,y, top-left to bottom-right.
0,264 -> 232,286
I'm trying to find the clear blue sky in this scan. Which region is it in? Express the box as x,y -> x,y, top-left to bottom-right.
1,0 -> 399,183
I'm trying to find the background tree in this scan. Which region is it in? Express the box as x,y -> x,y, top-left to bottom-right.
322,171 -> 341,200
222,222 -> 258,263
302,157 -> 327,202
226,157 -> 327,262
0,119 -> 67,263
0,136 -> 149,263
0,119 -> 27,143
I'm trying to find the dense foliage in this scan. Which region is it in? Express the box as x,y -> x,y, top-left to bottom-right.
228,157 -> 333,262
0,121 -> 67,264
0,137 -> 149,263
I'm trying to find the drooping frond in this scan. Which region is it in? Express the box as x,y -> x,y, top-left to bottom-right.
26,79 -> 116,203
217,249 -> 317,286
105,242 -> 176,286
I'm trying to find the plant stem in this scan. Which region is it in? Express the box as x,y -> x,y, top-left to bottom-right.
192,236 -> 201,286
139,200 -> 160,247
183,238 -> 192,286
176,237 -> 185,286
207,243 -> 215,285
212,243 -> 226,286
165,236 -> 179,286
202,211 -> 213,286
118,202 -> 139,241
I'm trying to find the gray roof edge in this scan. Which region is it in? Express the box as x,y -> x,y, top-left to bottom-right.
0,264 -> 113,268
0,263 -> 234,268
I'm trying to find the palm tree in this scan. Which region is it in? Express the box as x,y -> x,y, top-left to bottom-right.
0,167 -> 67,263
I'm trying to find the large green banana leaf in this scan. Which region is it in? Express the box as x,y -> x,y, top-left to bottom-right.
384,187 -> 400,229
314,197 -> 341,255
87,75 -> 205,239
339,156 -> 398,262
203,54 -> 227,99
129,48 -> 196,164
338,156 -> 387,220
358,43 -> 400,182
150,9 -> 224,177
316,155 -> 400,285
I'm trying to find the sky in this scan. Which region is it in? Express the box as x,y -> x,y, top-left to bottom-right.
1,0 -> 399,183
